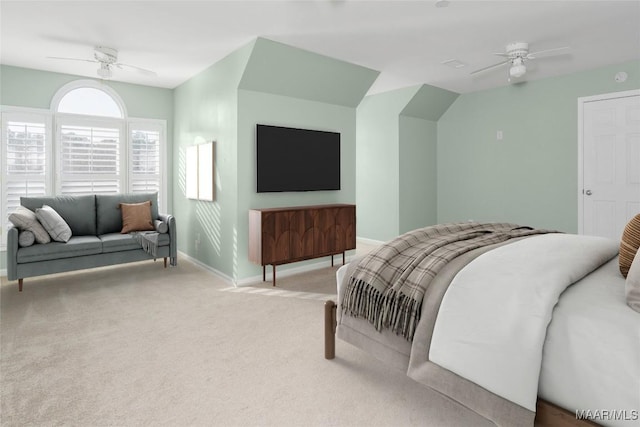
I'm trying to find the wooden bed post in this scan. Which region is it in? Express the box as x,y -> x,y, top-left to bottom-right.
324,300 -> 337,359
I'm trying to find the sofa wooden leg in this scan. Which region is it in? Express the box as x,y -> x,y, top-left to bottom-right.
163,257 -> 167,268
18,278 -> 23,292
325,300 -> 337,359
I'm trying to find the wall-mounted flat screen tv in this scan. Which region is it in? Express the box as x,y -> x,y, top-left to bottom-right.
256,124 -> 340,193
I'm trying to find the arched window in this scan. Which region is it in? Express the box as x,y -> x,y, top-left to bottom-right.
52,80 -> 127,118
57,88 -> 124,118
1,80 -> 166,247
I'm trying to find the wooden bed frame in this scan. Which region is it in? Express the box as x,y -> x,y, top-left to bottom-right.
324,300 -> 598,427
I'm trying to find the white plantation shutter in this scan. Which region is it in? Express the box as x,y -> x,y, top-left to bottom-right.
2,116 -> 51,242
130,129 -> 160,191
58,121 -> 123,195
129,122 -> 165,209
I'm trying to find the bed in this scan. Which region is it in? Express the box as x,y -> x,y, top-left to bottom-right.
324,222 -> 640,427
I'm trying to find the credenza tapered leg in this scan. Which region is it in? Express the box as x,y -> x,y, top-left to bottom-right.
263,265 -> 266,282
272,265 -> 276,287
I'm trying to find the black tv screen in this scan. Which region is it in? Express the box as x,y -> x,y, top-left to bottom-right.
256,124 -> 340,192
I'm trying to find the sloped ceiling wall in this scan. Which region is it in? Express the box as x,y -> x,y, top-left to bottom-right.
239,37 -> 379,107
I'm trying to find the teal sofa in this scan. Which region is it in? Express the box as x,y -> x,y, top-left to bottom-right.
6,193 -> 177,291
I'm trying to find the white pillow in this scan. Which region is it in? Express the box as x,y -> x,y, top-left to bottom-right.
9,206 -> 51,244
626,253 -> 640,313
36,205 -> 72,242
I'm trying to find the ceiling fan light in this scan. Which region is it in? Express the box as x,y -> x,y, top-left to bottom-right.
510,63 -> 526,78
97,63 -> 112,79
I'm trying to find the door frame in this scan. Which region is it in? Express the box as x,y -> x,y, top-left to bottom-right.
577,89 -> 640,235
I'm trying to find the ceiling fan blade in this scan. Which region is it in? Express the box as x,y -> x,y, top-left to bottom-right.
116,62 -> 157,76
492,52 -> 510,57
47,56 -> 98,64
470,59 -> 510,75
526,46 -> 570,59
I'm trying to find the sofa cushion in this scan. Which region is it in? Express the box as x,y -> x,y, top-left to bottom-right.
100,232 -> 170,253
17,236 -> 102,263
96,193 -> 159,235
21,195 -> 96,236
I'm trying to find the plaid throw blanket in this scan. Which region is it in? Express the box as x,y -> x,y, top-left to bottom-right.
341,222 -> 556,340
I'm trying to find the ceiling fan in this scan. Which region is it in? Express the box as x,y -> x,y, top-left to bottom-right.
48,46 -> 157,79
471,42 -> 570,81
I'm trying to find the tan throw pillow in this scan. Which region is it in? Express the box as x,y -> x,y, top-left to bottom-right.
620,214 -> 640,278
626,254 -> 640,313
120,201 -> 155,234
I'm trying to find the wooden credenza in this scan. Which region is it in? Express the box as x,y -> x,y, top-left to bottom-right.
249,204 -> 356,285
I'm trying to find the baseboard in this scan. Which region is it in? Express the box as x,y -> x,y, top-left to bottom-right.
356,236 -> 385,246
180,250 -> 357,288
177,251 -> 234,286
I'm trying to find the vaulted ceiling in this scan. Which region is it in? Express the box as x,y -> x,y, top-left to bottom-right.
1,1 -> 639,94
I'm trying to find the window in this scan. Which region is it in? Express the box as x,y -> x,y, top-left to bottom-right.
1,81 -> 166,250
57,118 -> 124,194
57,87 -> 123,118
1,112 -> 52,234
129,121 -> 165,207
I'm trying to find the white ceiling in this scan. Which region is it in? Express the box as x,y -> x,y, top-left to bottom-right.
1,0 -> 639,95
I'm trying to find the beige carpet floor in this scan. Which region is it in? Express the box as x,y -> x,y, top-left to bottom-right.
1,259 -> 491,427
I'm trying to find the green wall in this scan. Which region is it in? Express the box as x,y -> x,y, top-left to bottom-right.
172,41 -> 253,279
236,90 -> 358,278
399,116 -> 437,233
0,65 -> 173,120
0,65 -> 174,273
234,39 -> 376,280
174,37 -> 377,281
356,84 -> 457,241
437,60 -> 640,232
356,87 -> 417,241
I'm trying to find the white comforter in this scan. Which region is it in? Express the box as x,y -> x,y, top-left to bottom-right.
429,234 -> 619,411
539,257 -> 640,426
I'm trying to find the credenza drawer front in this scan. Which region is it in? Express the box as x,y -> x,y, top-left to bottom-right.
261,211 -> 290,264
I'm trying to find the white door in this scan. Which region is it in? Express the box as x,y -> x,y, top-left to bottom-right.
580,91 -> 640,240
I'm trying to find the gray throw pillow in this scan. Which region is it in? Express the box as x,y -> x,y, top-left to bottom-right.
626,254 -> 640,313
18,230 -> 35,247
36,205 -> 72,242
9,206 -> 51,244
154,220 -> 168,234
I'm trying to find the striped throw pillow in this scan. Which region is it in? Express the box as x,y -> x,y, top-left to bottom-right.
620,214 -> 640,278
